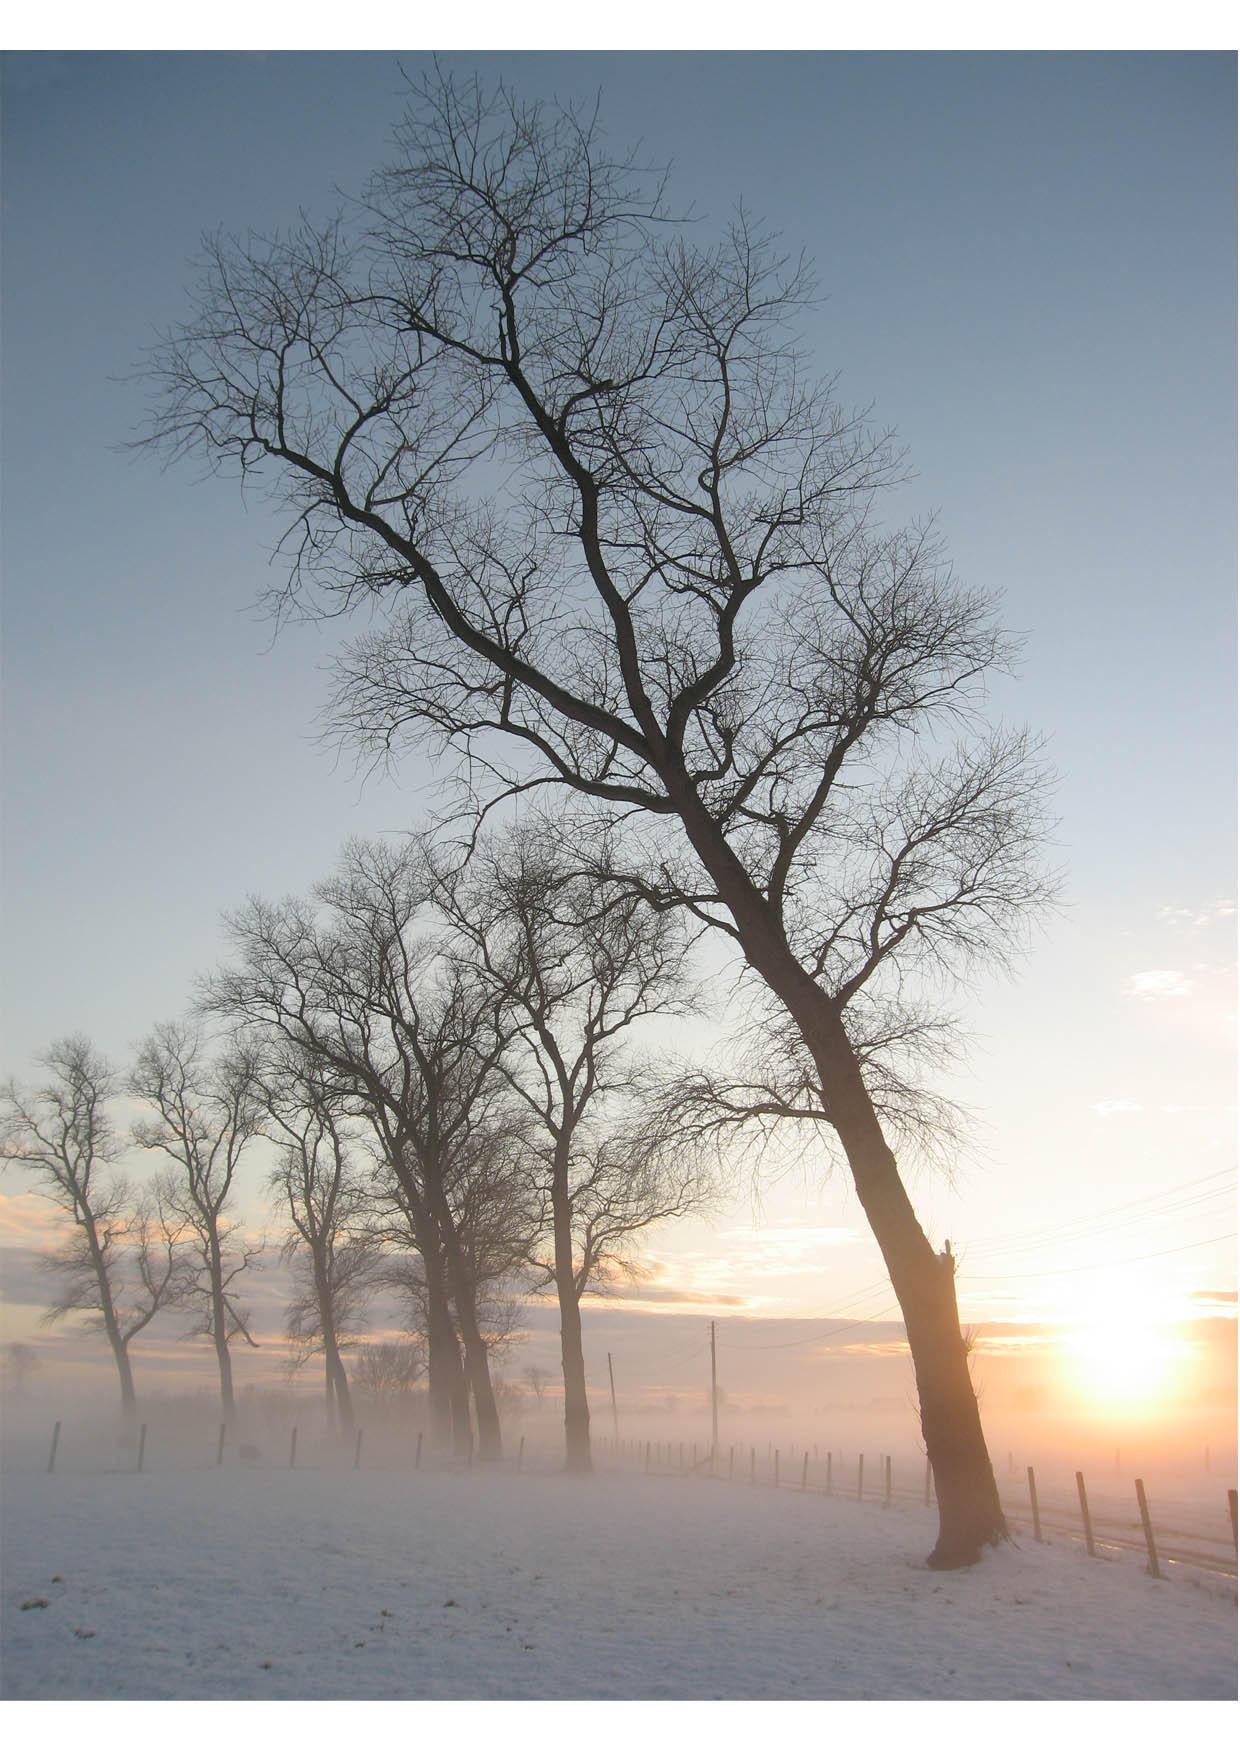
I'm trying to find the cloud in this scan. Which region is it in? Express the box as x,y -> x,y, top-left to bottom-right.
1127,969 -> 1193,1001
581,1283 -> 747,1309
1188,1288 -> 1238,1308
1091,1099 -> 1143,1117
713,1225 -> 862,1267
1158,900 -> 1236,930
0,1193 -> 65,1246
0,1244 -> 57,1308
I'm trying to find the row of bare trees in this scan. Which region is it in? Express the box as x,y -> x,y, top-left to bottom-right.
2,67 -> 1058,1563
137,67 -> 1058,1563
2,824 -> 716,1471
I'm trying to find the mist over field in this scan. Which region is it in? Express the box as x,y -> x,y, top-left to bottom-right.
2,1362 -> 1235,1706
2,41 -> 1235,1721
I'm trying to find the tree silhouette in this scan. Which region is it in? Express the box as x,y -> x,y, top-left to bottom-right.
2,1036 -> 183,1422
130,1024 -> 266,1423
206,840 -> 534,1460
433,822 -> 714,1472
147,69 -> 1056,1564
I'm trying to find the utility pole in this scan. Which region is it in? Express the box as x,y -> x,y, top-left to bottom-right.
710,1319 -> 719,1458
607,1351 -> 619,1441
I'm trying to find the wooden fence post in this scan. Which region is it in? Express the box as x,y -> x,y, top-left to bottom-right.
1075,1470 -> 1096,1556
1027,1465 -> 1041,1542
1135,1479 -> 1161,1578
1228,1489 -> 1237,1551
354,1428 -> 363,1470
216,1423 -> 226,1467
137,1423 -> 147,1474
884,1455 -> 892,1508
774,1450 -> 780,1487
47,1420 -> 61,1475
924,1456 -> 932,1507
289,1427 -> 298,1469
857,1454 -> 864,1502
801,1451 -> 809,1491
826,1452 -> 833,1495
415,1430 -> 423,1471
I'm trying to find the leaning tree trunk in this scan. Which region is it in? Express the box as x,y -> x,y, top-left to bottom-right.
670,787 -> 1006,1566
807,1002 -> 1007,1567
552,1167 -> 591,1474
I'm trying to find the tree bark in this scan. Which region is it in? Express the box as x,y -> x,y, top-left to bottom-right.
792,985 -> 1006,1564
552,1159 -> 592,1474
214,1319 -> 237,1422
328,1348 -> 354,1437
320,1304 -> 354,1438
423,1247 -> 472,1459
80,1207 -> 138,1426
110,1335 -> 138,1426
311,1249 -> 355,1438
666,777 -> 1007,1564
434,1203 -> 503,1462
454,1311 -> 502,1461
207,1233 -> 237,1424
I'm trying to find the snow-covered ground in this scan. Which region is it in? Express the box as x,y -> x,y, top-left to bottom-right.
2,1424 -> 1234,1704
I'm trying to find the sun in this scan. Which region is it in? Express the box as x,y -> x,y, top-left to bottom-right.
1059,1279 -> 1191,1413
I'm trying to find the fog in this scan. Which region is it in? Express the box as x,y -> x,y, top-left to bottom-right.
4,1304 -> 1233,1531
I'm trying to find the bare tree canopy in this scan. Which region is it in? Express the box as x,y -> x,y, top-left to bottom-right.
146,69 -> 1058,1566
430,820 -> 716,1471
130,1023 -> 266,1422
1,1036 -> 183,1418
205,838 -> 535,1461
258,1045 -> 381,1437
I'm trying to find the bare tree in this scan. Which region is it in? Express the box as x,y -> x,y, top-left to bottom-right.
129,1023 -> 266,1423
352,1337 -> 426,1403
3,1342 -> 41,1397
1,1036 -> 183,1421
435,824 -> 713,1472
522,1364 -> 551,1410
205,840 -> 535,1461
258,1048 -> 380,1437
146,71 -> 1057,1565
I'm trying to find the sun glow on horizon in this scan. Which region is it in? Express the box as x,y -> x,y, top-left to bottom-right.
1059,1276 -> 1196,1414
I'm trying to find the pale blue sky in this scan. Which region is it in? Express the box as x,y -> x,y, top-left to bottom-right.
2,52 -> 1235,1356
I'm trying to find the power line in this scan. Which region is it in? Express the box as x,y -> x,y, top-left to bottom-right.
965,1230 -> 1237,1282
600,1170 -> 1235,1356
962,1168 -> 1235,1263
718,1305 -> 903,1351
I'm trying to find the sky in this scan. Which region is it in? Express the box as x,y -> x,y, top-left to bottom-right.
1,50 -> 1235,1444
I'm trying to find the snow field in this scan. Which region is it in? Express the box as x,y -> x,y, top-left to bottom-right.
2,1453 -> 1235,1701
